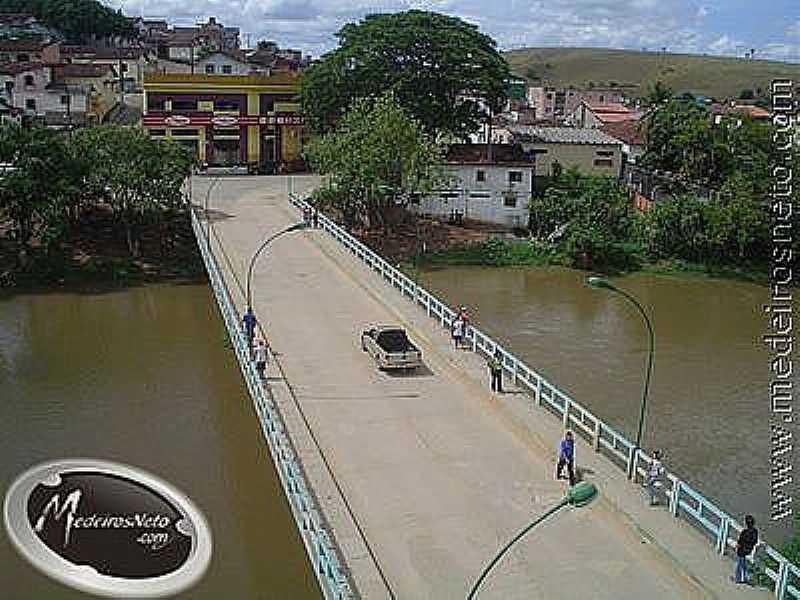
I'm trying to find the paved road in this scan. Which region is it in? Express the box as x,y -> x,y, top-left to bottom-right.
197,175 -> 769,600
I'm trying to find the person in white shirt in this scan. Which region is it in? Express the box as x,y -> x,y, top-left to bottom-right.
645,450 -> 665,506
451,316 -> 464,349
254,338 -> 268,380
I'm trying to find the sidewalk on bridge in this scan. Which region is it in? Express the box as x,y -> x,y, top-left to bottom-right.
202,175 -> 771,600
300,200 -> 772,600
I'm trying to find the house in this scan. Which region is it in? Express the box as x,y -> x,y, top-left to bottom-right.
196,50 -> 254,76
142,72 -> 305,171
710,101 -> 771,123
568,101 -> 640,128
527,86 -> 581,122
511,126 -> 623,179
0,39 -> 56,63
600,120 -> 646,164
51,63 -> 117,123
55,45 -> 154,92
0,62 -> 98,128
412,144 -> 535,228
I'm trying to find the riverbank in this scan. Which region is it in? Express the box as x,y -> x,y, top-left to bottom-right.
404,238 -> 773,286
0,208 -> 205,291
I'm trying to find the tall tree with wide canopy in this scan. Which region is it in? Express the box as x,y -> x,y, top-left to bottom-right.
301,10 -> 510,139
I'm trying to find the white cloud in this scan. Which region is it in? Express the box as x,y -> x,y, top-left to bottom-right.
786,21 -> 800,39
113,0 -> 799,63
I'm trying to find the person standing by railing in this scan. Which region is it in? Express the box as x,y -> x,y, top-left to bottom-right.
556,431 -> 576,486
644,450 -> 665,506
733,515 -> 758,585
487,350 -> 502,392
242,307 -> 257,352
254,338 -> 268,380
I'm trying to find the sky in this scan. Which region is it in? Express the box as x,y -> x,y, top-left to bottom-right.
110,0 -> 800,63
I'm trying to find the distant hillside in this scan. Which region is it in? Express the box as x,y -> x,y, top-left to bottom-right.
504,47 -> 800,100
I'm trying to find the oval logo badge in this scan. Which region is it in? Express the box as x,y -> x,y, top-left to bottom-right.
3,459 -> 212,598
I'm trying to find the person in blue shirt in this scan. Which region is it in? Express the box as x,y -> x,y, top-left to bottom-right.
242,307 -> 257,350
556,431 -> 576,486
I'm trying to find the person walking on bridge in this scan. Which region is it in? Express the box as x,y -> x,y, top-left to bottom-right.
733,515 -> 758,585
556,431 -> 576,486
254,338 -> 268,380
487,350 -> 502,392
451,315 -> 465,349
242,307 -> 257,351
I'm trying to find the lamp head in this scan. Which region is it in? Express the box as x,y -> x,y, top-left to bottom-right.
587,276 -> 616,292
566,481 -> 599,507
289,221 -> 309,232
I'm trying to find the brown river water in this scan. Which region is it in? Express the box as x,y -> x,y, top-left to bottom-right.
419,265 -> 796,544
0,284 -> 319,599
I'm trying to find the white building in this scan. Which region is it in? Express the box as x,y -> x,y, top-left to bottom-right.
412,144 -> 534,228
196,50 -> 255,75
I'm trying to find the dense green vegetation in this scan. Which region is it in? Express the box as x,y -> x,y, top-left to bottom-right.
504,46 -> 800,100
0,0 -> 134,43
306,93 -> 446,230
301,10 -> 510,137
0,124 -> 196,286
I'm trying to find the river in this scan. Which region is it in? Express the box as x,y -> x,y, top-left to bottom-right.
0,284 -> 319,599
420,265 -> 794,544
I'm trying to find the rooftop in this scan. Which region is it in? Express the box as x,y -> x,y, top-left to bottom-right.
513,126 -> 623,145
600,120 -> 646,146
0,61 -> 43,75
446,143 -> 534,165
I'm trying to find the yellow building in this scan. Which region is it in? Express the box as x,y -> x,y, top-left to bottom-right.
142,73 -> 304,173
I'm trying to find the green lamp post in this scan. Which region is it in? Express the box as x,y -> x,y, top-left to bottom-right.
466,482 -> 599,599
245,222 -> 308,312
587,276 -> 654,478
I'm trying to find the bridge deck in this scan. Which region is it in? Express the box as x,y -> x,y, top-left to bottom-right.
200,175 -> 769,599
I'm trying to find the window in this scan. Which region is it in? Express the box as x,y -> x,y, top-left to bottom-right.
596,150 -> 614,157
594,159 -> 613,167
222,65 -> 232,74
18,53 -> 29,62
60,95 -> 69,105
120,63 -> 128,72
24,74 -> 34,87
508,171 -> 523,184
171,99 -> 197,111
25,98 -> 35,110
147,97 -> 166,111
148,129 -> 166,136
214,98 -> 240,111
170,128 -> 197,136
204,64 -> 215,74
503,192 -> 517,208
4,81 -> 13,93
476,169 -> 486,182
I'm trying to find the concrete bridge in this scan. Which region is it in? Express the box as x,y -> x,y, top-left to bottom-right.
191,175 -> 789,599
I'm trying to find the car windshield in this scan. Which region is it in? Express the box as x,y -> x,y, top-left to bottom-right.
377,330 -> 409,352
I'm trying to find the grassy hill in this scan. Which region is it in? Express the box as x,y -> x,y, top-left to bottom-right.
504,47 -> 800,100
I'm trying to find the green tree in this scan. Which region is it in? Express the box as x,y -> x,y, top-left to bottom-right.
0,124 -> 84,263
301,10 -> 510,138
0,0 -> 134,42
305,93 -> 447,231
72,126 -> 194,257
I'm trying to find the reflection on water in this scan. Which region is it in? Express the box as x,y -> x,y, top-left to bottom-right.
0,284 -> 319,599
421,265 -> 794,543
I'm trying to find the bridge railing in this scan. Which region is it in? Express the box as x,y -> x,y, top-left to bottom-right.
291,192 -> 798,599
190,207 -> 352,600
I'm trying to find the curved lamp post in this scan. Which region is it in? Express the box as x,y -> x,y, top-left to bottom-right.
245,222 -> 308,312
587,276 -> 654,478
466,481 -> 599,599
204,176 -> 221,250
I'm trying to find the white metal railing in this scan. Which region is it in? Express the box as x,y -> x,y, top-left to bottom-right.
290,193 -> 798,599
191,208 -> 352,600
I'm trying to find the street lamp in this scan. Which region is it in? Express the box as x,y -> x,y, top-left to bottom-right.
204,176 -> 221,250
467,481 -> 599,599
245,222 -> 308,312
587,276 -> 654,478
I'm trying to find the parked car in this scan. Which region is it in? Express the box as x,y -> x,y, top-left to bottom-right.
361,326 -> 422,371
